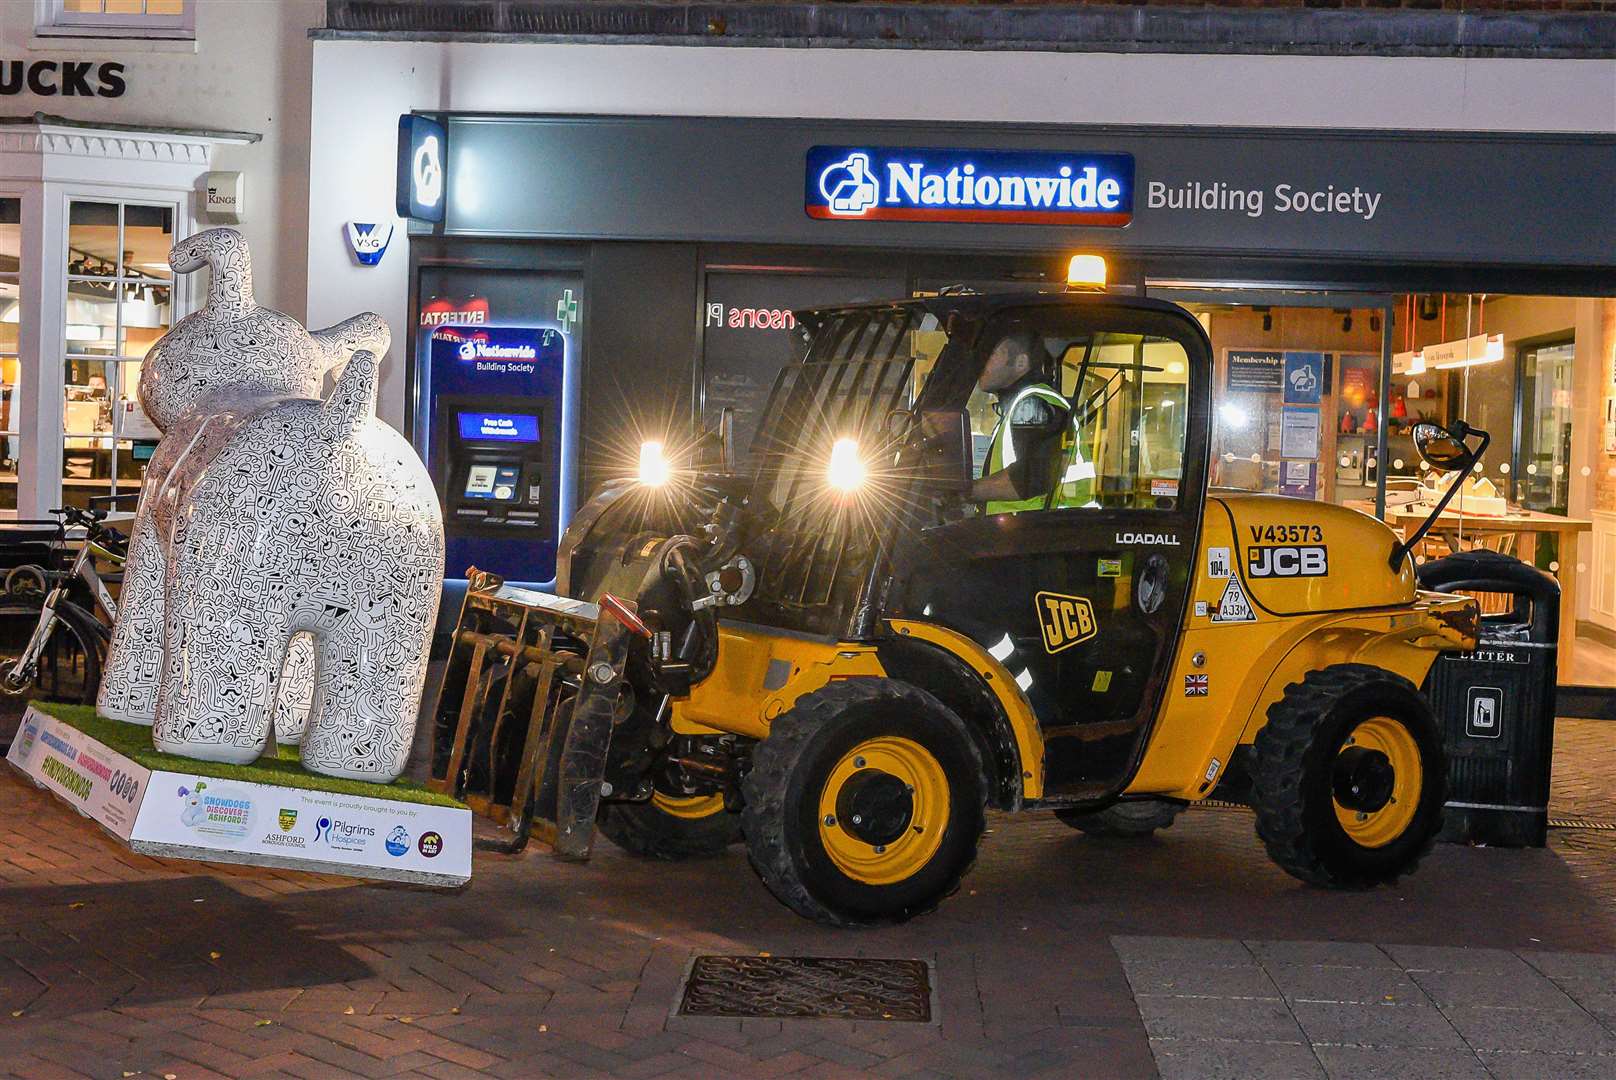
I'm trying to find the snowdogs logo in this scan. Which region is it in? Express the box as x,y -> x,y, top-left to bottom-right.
176,781 -> 255,839
807,146 -> 1134,226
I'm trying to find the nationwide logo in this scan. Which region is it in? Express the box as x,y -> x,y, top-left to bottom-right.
457,336 -> 537,362
807,146 -> 1134,226
430,326 -> 563,380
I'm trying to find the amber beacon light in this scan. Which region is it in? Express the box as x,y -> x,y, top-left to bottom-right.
1065,254 -> 1108,291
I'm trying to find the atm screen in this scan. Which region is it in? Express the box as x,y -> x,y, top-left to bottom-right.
464,465 -> 498,497
458,411 -> 539,443
463,464 -> 520,500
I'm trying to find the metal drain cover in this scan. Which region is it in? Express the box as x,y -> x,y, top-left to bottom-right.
678,955 -> 934,1021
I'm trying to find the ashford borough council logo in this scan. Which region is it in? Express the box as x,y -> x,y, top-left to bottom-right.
1035,591 -> 1099,654
278,808 -> 298,832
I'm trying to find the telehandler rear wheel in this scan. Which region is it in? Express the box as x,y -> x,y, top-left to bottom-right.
1252,663 -> 1444,889
597,789 -> 741,860
1056,800 -> 1185,837
741,678 -> 986,926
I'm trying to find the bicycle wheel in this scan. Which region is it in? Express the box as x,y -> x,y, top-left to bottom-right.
0,599 -> 103,747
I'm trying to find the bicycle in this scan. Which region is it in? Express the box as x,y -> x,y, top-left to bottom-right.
0,497 -> 133,741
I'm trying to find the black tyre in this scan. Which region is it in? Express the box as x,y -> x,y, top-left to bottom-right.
597,790 -> 741,859
1252,663 -> 1444,889
741,678 -> 986,927
1056,799 -> 1185,837
0,598 -> 104,747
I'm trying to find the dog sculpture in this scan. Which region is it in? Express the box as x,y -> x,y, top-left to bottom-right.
97,228 -> 442,782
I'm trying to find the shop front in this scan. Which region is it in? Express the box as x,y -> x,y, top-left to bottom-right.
395,114 -> 1615,677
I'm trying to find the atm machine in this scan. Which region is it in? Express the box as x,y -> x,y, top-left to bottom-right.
422,324 -> 572,593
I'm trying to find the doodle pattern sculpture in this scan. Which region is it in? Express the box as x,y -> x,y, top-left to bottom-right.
97,228 -> 443,782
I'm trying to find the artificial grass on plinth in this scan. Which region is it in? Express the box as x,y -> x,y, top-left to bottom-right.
32,702 -> 464,809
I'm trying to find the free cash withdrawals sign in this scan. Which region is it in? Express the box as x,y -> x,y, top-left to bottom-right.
806,146 -> 1135,226
7,707 -> 471,887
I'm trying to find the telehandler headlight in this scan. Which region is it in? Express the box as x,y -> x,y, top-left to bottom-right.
638,440 -> 672,487
827,438 -> 867,493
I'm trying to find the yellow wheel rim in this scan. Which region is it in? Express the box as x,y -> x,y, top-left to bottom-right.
1333,716 -> 1423,849
817,736 -> 950,887
651,791 -> 726,820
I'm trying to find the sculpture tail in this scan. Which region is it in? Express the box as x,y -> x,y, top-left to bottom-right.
320,349 -> 379,432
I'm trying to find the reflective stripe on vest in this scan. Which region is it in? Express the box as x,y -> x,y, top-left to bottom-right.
988,384 -> 1070,471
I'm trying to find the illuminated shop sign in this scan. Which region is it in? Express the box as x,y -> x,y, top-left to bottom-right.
432,326 -> 562,376
806,146 -> 1134,226
397,113 -> 447,223
457,411 -> 540,443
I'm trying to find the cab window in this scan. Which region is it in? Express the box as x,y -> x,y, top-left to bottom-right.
966,328 -> 1190,512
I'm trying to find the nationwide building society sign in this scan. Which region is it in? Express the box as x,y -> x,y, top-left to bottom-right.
807,146 -> 1134,226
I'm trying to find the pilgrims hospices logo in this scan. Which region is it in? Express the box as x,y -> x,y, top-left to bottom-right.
807,145 -> 1134,226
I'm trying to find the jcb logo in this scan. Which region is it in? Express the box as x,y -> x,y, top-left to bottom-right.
1247,545 -> 1328,578
1035,591 -> 1098,654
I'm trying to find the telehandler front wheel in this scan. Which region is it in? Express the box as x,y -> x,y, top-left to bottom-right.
597,789 -> 742,860
1056,799 -> 1185,837
1252,664 -> 1444,890
741,679 -> 986,927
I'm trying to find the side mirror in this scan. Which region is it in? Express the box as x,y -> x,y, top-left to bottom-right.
917,409 -> 972,493
1390,420 -> 1492,571
1413,422 -> 1479,473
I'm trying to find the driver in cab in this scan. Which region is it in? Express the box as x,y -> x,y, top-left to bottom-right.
971,325 -> 1079,514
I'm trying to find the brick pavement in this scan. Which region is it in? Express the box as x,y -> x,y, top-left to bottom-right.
0,721 -> 1614,1080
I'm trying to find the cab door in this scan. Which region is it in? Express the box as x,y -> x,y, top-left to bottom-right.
892,305 -> 1210,801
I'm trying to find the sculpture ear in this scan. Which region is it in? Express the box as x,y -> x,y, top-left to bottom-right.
311,312 -> 391,377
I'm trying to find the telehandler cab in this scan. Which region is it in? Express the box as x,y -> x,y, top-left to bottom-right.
431,266 -> 1482,926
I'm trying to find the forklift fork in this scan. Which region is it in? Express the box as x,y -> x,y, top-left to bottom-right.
430,569 -> 641,859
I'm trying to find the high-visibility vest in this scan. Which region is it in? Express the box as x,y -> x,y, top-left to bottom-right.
985,383 -> 1079,514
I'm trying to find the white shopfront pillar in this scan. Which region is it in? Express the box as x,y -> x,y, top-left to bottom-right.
0,118 -> 256,518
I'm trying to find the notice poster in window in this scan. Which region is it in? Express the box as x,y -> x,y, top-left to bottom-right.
1226,350 -> 1284,394
1279,460 -> 1318,500
1283,352 -> 1325,405
1280,406 -> 1320,460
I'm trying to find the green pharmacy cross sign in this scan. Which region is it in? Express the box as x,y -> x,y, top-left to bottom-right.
556,290 -> 579,335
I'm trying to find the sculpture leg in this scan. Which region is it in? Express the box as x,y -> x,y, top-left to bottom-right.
152,524 -> 287,764
270,632 -> 315,745
97,507 -> 168,725
299,599 -> 432,784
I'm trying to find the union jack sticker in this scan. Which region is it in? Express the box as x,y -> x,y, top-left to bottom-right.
1184,673 -> 1209,697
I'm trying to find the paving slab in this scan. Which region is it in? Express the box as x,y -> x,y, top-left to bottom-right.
1150,1037 -> 1327,1080
1288,1000 -> 1467,1050
1311,1044 -> 1492,1080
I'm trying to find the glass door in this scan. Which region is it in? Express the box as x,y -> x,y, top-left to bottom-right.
1515,338 -> 1575,514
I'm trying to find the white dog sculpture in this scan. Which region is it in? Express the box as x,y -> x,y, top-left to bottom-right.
97,228 -> 443,782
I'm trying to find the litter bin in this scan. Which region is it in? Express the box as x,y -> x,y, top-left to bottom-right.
1417,550 -> 1559,847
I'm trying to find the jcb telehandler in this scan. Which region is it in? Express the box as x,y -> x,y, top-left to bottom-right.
431,267 -> 1482,926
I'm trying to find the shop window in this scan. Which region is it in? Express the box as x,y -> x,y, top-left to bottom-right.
36,0 -> 193,39
62,200 -> 172,510
0,200 -> 19,511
